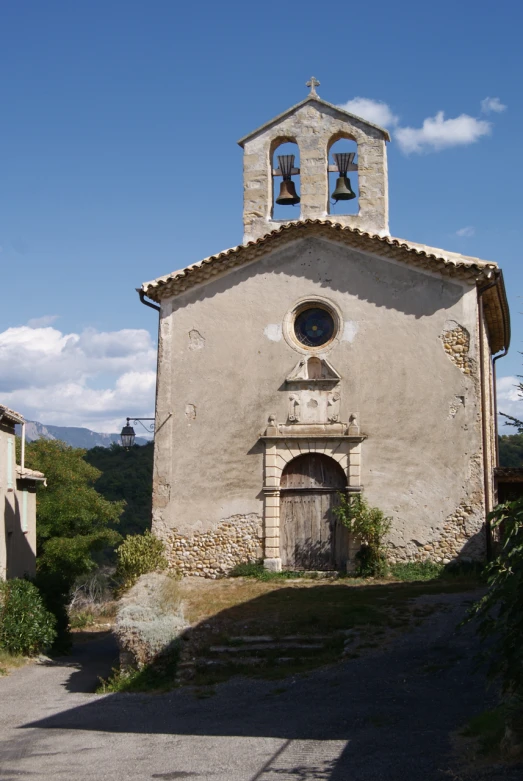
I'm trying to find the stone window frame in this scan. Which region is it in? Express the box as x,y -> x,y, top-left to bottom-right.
261,434 -> 364,571
283,295 -> 343,356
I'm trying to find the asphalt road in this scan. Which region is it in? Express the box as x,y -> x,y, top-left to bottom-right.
0,591 -> 521,781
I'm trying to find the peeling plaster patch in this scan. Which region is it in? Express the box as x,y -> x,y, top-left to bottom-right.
449,396 -> 465,418
188,329 -> 205,350
342,321 -> 359,342
264,324 -> 282,342
185,404 -> 196,421
441,324 -> 472,374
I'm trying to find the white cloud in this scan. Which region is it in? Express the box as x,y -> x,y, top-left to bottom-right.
26,315 -> 60,328
0,324 -> 157,432
481,96 -> 507,114
497,376 -> 523,430
456,226 -> 475,238
338,97 -> 399,128
395,111 -> 491,154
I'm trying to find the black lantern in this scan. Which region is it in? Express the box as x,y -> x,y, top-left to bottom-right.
120,419 -> 136,448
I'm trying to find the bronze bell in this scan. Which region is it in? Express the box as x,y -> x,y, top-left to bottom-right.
331,175 -> 356,202
276,178 -> 300,206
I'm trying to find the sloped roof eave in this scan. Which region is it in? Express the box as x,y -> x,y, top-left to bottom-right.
142,220 -> 498,299
141,220 -> 509,354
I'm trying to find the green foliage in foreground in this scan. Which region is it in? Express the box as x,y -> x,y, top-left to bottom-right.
0,579 -> 56,655
85,442 -> 154,537
467,498 -> 523,694
24,439 -> 124,646
115,530 -> 168,592
334,494 -> 392,577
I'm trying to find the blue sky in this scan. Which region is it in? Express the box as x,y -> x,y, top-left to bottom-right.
1,0 -> 522,431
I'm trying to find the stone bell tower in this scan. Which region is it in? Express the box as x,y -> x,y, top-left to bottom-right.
238,78 -> 390,244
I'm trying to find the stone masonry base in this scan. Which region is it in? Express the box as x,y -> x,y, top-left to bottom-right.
165,513 -> 263,579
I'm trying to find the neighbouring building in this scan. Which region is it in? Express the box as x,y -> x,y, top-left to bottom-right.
0,404 -> 45,580
139,81 -> 510,577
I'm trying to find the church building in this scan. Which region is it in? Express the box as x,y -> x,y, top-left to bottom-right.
139,80 -> 510,576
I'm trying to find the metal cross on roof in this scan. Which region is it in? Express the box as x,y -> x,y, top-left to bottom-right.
306,76 -> 320,97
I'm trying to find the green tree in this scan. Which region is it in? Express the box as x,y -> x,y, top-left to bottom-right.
85,441 -> 153,537
24,439 -> 124,645
499,433 -> 523,467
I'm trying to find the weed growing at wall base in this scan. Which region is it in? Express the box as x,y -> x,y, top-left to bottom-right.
334,495 -> 392,577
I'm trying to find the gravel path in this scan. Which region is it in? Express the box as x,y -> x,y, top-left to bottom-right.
0,589 -> 521,781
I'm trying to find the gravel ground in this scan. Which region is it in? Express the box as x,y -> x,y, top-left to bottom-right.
0,589 -> 521,781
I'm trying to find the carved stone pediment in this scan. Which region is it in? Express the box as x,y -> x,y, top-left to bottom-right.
286,357 -> 341,386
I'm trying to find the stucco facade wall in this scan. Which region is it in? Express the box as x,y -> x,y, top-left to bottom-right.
0,421 -> 37,580
152,237 -> 487,574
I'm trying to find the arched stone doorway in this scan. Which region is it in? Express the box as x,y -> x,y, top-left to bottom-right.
280,453 -> 348,570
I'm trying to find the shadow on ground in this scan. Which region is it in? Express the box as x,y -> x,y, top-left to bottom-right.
19,583 -> 523,780
44,631 -> 119,694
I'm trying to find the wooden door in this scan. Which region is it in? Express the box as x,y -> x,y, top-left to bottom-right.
280,454 -> 348,570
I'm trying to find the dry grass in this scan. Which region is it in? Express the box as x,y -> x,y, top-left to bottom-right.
174,575 -> 481,686
0,650 -> 31,676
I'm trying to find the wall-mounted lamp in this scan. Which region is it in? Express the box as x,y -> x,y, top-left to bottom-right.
120,417 -> 155,448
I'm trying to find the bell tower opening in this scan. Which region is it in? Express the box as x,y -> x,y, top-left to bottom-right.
327,137 -> 359,216
271,140 -> 301,222
238,79 -> 389,242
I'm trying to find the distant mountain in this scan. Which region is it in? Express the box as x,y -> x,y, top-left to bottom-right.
16,420 -> 149,449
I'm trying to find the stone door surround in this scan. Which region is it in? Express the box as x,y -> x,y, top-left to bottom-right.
261,421 -> 365,571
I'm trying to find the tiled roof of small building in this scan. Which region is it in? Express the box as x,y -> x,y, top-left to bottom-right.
16,465 -> 47,484
0,404 -> 25,424
140,219 -> 510,353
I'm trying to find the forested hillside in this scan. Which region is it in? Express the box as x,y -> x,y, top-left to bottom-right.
85,442 -> 154,536
498,433 -> 523,467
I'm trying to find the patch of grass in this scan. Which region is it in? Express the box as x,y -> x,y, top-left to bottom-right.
461,708 -> 506,755
390,559 -> 485,583
390,561 -> 444,581
98,646 -> 180,693
0,650 -> 30,676
229,562 -> 314,581
70,611 -> 96,629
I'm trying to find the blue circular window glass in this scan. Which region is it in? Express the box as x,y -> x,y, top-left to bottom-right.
294,307 -> 335,348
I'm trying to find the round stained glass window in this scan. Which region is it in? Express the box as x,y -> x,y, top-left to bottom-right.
294,307 -> 335,348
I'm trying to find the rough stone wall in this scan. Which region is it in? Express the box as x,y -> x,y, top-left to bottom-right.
242,100 -> 389,242
162,514 -> 263,578
388,501 -> 485,564
441,324 -> 473,374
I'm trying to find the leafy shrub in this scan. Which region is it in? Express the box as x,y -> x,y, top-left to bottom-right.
115,531 -> 168,592
0,579 -> 56,655
115,572 -> 186,669
467,499 -> 523,693
466,499 -> 523,756
334,494 -> 392,577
